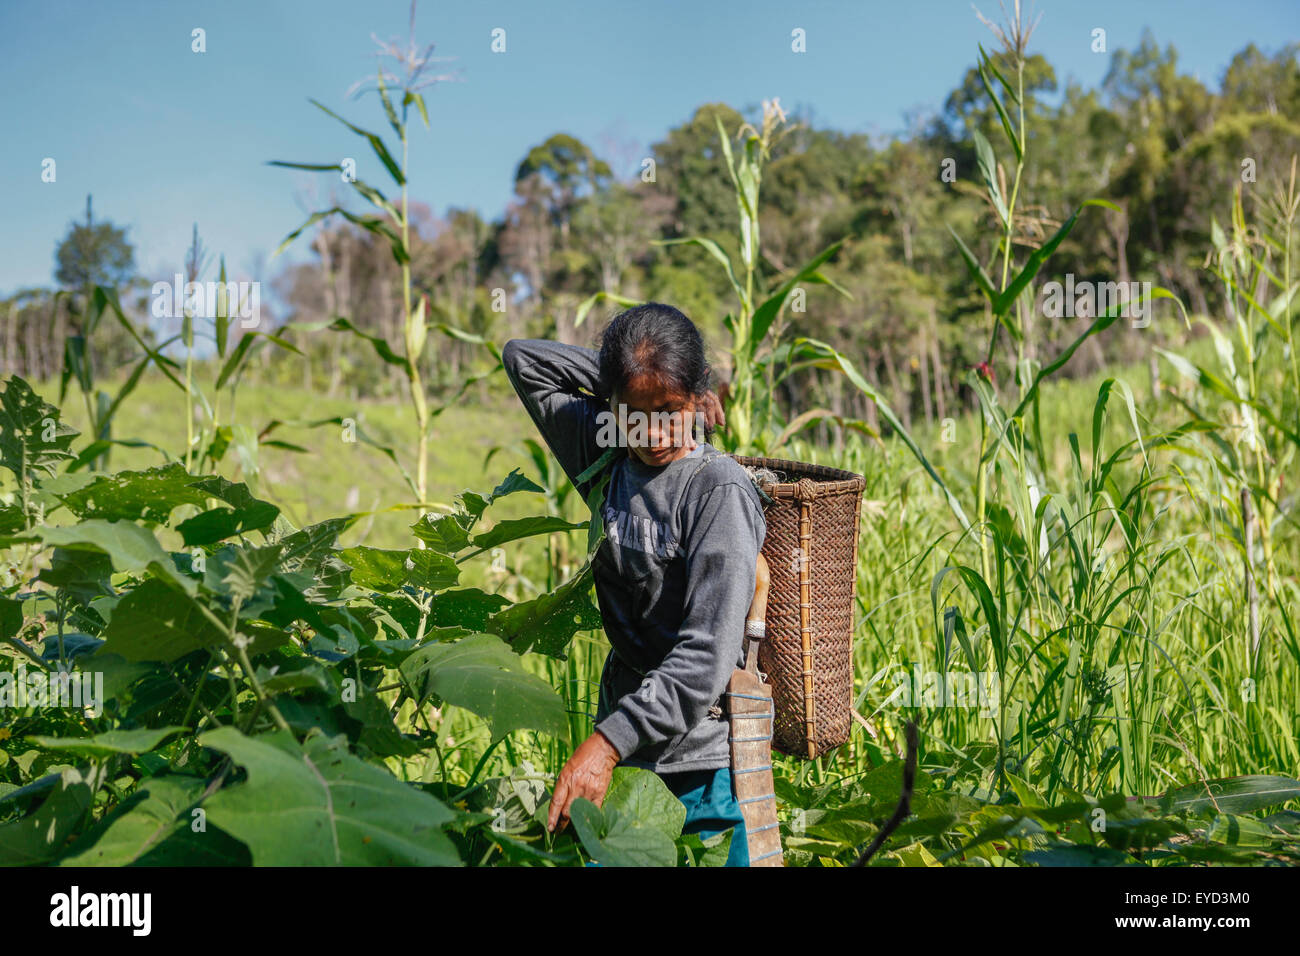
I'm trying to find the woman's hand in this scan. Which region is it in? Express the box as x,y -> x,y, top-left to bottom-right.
685,389 -> 726,451
547,731 -> 621,833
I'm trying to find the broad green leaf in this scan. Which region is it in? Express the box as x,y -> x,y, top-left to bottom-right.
400,633 -> 567,740
98,579 -> 228,662
200,727 -> 459,865
425,588 -> 510,631
59,776 -> 249,866
208,543 -> 284,602
0,597 -> 21,640
411,512 -> 471,553
36,547 -> 115,605
0,376 -> 79,480
892,842 -> 943,867
340,546 -> 460,592
28,726 -> 186,757
677,830 -> 734,867
405,548 -> 460,590
0,504 -> 25,535
276,515 -> 360,573
1023,845 -> 1134,866
459,469 -> 545,519
568,767 -> 685,867
1204,813 -> 1276,847
339,547 -> 410,591
35,520 -> 196,594
469,515 -> 587,551
177,475 -> 280,546
257,660 -> 333,695
486,562 -> 602,657
0,764 -> 107,865
56,462 -> 209,523
605,765 -> 687,835
341,681 -> 424,757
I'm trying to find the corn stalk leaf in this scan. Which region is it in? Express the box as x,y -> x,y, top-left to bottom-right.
273,207 -> 408,265
972,129 -> 1009,227
791,337 -> 971,531
575,290 -> 642,328
290,317 -> 410,374
654,237 -> 745,309
948,226 -> 997,303
1006,286 -> 1185,424
993,199 -> 1120,316
309,98 -> 405,186
750,239 -> 847,359
215,328 -> 303,391
978,46 -> 1022,162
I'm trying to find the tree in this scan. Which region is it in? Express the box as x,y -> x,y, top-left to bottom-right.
650,103 -> 746,242
1221,43 -> 1300,116
54,195 -> 135,293
514,133 -> 612,249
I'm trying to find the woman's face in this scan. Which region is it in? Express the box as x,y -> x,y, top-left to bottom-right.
612,373 -> 699,467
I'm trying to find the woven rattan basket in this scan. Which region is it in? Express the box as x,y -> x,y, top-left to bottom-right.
729,455 -> 864,759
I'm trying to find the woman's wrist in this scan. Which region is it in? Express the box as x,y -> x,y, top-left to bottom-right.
592,730 -> 622,764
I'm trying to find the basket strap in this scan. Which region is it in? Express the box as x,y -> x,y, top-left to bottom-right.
799,497 -> 818,759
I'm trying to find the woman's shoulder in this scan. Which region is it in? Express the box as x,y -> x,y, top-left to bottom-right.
680,447 -> 765,511
682,445 -> 744,480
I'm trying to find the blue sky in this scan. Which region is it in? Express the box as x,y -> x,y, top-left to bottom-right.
0,0 -> 1296,296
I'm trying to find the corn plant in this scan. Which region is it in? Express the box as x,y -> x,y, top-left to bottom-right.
270,9 -> 492,515
1154,171 -> 1300,766
54,278 -> 179,475
1159,172 -> 1299,604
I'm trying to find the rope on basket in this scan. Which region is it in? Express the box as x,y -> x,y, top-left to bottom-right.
741,464 -> 780,506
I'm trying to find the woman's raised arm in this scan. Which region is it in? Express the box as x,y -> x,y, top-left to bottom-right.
502,339 -> 608,496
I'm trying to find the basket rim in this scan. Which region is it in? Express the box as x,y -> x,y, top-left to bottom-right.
729,454 -> 865,498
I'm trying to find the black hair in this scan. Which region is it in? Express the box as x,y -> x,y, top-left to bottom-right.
598,302 -> 714,442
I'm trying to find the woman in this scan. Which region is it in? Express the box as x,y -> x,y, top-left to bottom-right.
502,303 -> 767,866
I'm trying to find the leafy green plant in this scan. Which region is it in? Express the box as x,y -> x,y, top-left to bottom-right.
0,375 -> 622,866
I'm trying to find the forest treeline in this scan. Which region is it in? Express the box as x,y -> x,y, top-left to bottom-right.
4,32 -> 1298,432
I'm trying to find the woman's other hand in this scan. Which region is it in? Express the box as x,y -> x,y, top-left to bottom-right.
547,731 -> 621,833
685,389 -> 726,451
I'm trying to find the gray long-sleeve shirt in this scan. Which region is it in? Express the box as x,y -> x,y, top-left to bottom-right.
502,338 -> 766,772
